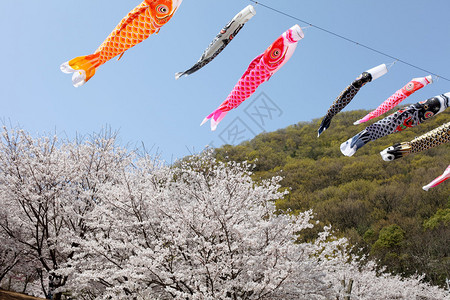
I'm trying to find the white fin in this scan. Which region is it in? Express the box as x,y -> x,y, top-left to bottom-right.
211,118 -> 219,131
60,62 -> 75,74
317,129 -> 324,138
72,70 -> 86,88
340,139 -> 357,157
201,111 -> 228,131
175,72 -> 185,80
211,111 -> 228,131
200,118 -> 209,126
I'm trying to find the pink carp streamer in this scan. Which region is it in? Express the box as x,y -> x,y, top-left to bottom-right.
423,165 -> 450,191
354,75 -> 433,125
201,24 -> 304,131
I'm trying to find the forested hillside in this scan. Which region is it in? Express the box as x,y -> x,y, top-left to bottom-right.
215,109 -> 449,286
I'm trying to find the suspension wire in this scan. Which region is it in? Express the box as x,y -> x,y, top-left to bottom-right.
249,0 -> 450,82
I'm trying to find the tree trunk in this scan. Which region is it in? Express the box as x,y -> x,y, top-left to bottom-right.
344,279 -> 353,300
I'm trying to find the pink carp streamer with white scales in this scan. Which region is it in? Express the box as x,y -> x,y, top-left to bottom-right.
423,165 -> 450,191
355,75 -> 433,125
201,24 -> 304,131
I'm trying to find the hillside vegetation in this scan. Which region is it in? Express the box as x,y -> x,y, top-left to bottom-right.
215,109 -> 450,286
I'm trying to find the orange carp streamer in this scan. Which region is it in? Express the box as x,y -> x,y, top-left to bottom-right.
61,0 -> 182,87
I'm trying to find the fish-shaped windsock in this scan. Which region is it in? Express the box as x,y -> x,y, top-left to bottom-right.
317,64 -> 388,137
380,122 -> 450,161
201,24 -> 304,131
340,93 -> 450,157
355,75 -> 433,125
61,0 -> 183,87
423,165 -> 450,191
175,5 -> 256,80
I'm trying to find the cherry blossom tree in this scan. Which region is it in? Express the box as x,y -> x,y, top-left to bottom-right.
0,231 -> 21,284
0,127 -> 132,299
57,152 -> 344,299
0,228 -> 39,294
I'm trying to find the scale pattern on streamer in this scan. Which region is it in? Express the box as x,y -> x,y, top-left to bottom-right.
95,2 -> 157,64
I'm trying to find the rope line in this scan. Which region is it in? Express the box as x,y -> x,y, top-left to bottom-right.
249,0 -> 450,82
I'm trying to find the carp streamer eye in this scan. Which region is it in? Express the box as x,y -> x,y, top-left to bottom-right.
405,82 -> 414,91
270,48 -> 282,61
425,111 -> 434,119
156,4 -> 169,14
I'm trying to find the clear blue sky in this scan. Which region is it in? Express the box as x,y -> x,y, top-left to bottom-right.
1,0 -> 450,162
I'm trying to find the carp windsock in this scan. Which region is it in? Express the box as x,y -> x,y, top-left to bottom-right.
340,93 -> 450,157
423,165 -> 450,191
61,0 -> 183,87
175,5 -> 256,80
317,64 -> 388,137
355,75 -> 433,125
201,24 -> 304,131
380,122 -> 450,161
